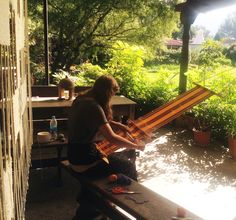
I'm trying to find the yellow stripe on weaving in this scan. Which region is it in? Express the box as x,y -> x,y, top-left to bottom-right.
135,86 -> 205,128
143,90 -> 212,131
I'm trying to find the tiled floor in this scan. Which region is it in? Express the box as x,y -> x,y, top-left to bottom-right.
26,126 -> 236,220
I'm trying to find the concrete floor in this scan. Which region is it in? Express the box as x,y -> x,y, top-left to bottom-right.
25,126 -> 236,220
136,127 -> 236,220
25,167 -> 78,220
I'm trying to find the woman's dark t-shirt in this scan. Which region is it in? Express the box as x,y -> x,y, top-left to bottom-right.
68,98 -> 108,165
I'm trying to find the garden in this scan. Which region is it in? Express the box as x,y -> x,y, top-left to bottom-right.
32,39 -> 236,147
29,0 -> 236,150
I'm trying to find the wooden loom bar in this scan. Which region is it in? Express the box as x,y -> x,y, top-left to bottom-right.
97,85 -> 214,155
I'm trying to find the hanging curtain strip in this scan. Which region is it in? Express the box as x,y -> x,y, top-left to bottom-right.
0,1 -> 10,45
0,45 -> 4,220
2,45 -> 8,165
0,0 -> 32,218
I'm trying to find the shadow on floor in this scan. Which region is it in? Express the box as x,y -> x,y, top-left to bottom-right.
26,167 -> 79,220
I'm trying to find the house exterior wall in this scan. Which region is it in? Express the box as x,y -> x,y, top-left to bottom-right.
0,0 -> 32,219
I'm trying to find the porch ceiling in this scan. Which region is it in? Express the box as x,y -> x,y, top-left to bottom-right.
176,0 -> 236,13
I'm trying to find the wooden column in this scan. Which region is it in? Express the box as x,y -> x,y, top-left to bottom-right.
43,0 -> 50,85
179,8 -> 197,94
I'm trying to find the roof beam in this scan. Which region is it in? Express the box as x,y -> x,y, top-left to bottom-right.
176,0 -> 236,13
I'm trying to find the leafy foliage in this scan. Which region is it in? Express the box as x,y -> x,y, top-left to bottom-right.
192,99 -> 236,140
31,62 -> 46,85
51,43 -> 236,141
187,61 -> 236,140
198,40 -> 229,66
69,42 -> 178,115
28,0 -> 179,73
52,63 -> 107,86
192,102 -> 212,131
106,41 -> 145,96
156,49 -> 181,64
28,0 -> 236,142
76,63 -> 107,86
52,69 -> 78,84
173,25 -> 211,41
225,106 -> 236,137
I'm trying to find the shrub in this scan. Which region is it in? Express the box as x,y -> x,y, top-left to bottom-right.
192,98 -> 236,141
31,62 -> 45,85
75,63 -> 107,86
198,40 -> 229,66
225,107 -> 236,137
156,49 -> 181,64
106,42 -> 178,115
106,41 -> 145,96
52,69 -> 78,85
190,48 -> 200,65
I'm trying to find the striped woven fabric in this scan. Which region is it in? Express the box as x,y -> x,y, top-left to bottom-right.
97,84 -> 214,156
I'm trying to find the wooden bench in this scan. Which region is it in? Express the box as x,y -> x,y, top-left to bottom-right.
60,160 -> 202,220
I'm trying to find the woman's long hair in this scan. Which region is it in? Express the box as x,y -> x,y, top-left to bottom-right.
76,75 -> 119,120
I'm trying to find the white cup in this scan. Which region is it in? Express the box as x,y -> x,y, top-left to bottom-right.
37,131 -> 51,143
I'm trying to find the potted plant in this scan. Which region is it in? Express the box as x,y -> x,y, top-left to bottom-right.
226,110 -> 236,159
192,104 -> 212,146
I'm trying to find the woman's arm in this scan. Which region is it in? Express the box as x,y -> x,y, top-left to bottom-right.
99,123 -> 145,151
109,120 -> 130,133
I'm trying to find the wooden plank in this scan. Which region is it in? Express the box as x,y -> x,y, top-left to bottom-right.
31,96 -> 136,108
93,178 -> 202,220
32,95 -> 136,121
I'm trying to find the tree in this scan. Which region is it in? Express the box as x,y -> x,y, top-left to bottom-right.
215,12 -> 236,40
191,25 -> 211,39
28,0 -> 179,72
198,39 -> 226,66
172,25 -> 210,40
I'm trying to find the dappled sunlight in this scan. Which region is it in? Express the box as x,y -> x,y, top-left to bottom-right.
136,127 -> 236,220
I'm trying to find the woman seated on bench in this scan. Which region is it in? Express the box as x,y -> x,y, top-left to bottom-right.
68,75 -> 145,219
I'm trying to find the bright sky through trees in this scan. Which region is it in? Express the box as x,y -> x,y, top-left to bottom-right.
193,3 -> 236,35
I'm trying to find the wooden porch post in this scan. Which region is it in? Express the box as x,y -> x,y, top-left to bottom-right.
43,0 -> 50,85
178,8 -> 197,94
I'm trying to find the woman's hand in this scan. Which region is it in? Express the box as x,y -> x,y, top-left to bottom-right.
99,123 -> 145,152
125,131 -> 145,151
134,140 -> 145,151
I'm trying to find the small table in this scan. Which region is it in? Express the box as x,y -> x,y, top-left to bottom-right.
31,138 -> 68,185
31,95 -> 136,120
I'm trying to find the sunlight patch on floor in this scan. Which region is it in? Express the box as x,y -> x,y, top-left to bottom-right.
136,133 -> 236,220
141,170 -> 236,220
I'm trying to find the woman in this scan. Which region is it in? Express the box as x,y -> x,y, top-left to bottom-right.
68,75 -> 144,219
